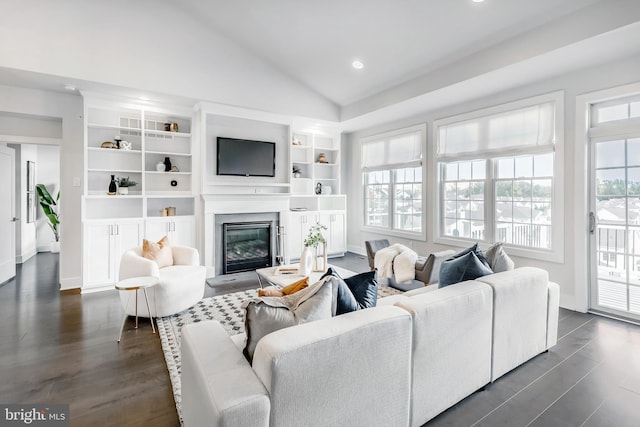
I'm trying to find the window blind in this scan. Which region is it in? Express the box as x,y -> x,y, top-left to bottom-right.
437,102 -> 555,161
362,130 -> 422,170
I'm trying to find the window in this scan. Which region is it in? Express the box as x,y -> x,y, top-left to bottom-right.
362,124 -> 425,237
434,92 -> 564,260
591,95 -> 640,125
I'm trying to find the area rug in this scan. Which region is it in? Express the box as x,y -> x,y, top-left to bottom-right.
156,285 -> 403,424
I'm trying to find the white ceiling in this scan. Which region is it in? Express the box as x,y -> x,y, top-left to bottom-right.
1,0 -> 640,129
175,0 -> 602,106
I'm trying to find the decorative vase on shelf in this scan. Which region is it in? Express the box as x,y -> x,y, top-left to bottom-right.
108,175 -> 117,195
156,160 -> 165,172
298,246 -> 314,276
164,157 -> 172,172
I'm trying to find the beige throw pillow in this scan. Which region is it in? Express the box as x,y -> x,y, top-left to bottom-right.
142,236 -> 173,268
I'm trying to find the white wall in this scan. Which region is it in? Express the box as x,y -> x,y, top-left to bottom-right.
202,114 -> 290,193
0,85 -> 83,289
343,53 -> 640,311
0,0 -> 338,122
36,145 -> 60,251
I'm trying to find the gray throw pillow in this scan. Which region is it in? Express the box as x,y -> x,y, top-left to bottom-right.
483,242 -> 515,273
439,251 -> 493,287
242,280 -> 333,362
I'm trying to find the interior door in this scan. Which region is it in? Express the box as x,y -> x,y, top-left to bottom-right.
590,135 -> 640,321
0,145 -> 16,284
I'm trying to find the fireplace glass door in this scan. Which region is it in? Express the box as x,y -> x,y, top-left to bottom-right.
223,222 -> 272,274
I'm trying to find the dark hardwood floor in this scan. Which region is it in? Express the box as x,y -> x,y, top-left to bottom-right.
1,252 -> 639,426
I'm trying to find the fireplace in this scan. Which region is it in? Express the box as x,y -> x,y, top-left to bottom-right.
223,221 -> 272,274
214,211 -> 280,275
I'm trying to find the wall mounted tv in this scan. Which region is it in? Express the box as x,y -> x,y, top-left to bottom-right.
216,137 -> 276,177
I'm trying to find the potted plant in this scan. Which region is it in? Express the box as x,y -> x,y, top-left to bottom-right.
116,176 -> 137,195
35,183 -> 60,253
300,223 -> 328,274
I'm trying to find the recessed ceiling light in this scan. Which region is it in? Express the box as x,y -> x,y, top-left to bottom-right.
63,84 -> 76,91
352,60 -> 364,70
472,0 -> 485,3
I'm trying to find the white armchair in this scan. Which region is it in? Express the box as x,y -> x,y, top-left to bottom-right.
118,245 -> 206,318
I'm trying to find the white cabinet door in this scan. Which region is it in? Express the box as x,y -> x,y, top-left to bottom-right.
84,221 -> 116,288
321,211 -> 346,255
114,219 -> 144,280
145,218 -> 171,243
287,212 -> 319,261
145,216 -> 195,248
170,216 -> 195,248
84,219 -> 144,289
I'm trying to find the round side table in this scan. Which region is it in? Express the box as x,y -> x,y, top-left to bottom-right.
116,276 -> 159,343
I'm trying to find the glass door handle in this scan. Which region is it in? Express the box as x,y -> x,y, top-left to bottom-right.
589,212 -> 596,234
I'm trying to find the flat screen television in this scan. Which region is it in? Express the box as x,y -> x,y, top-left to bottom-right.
216,137 -> 276,177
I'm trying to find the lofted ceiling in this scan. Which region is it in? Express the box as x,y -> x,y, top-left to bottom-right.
174,0 -> 602,106
1,0 -> 640,129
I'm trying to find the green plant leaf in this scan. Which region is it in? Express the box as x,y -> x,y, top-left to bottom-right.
36,183 -> 60,241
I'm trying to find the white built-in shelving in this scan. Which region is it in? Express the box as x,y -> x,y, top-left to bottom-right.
288,128 -> 346,260
81,96 -> 196,290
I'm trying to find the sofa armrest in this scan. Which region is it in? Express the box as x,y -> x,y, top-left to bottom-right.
118,250 -> 160,280
414,250 -> 456,284
181,321 -> 270,427
172,245 -> 200,266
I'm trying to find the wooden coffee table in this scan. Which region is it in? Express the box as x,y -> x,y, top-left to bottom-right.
255,263 -> 355,288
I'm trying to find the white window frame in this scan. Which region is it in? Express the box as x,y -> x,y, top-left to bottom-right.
432,92 -> 565,262
361,124 -> 427,240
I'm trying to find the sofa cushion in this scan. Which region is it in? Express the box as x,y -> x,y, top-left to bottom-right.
243,280 -> 333,361
483,242 -> 515,273
439,251 -> 493,287
322,267 -> 378,314
142,235 -> 173,268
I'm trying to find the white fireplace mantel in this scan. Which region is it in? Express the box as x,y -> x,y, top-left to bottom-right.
202,194 -> 291,276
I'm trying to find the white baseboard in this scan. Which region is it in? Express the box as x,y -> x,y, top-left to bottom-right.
81,285 -> 114,294
348,244 -> 366,256
16,249 -> 37,264
59,276 -> 82,291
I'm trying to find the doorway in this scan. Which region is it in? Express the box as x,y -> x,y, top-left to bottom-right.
0,144 -> 16,284
589,95 -> 640,321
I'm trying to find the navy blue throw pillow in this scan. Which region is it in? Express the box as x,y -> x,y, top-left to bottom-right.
322,268 -> 378,314
344,269 -> 378,310
449,243 -> 491,268
439,251 -> 493,288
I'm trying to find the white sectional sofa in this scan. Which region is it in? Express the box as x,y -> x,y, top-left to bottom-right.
180,267 -> 559,427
